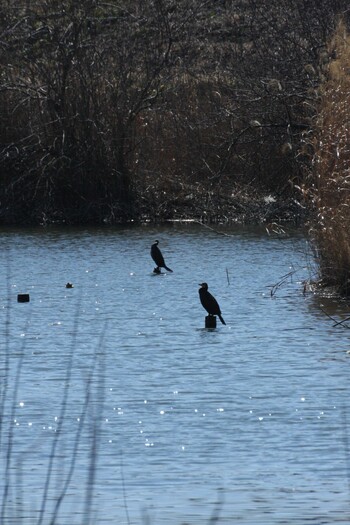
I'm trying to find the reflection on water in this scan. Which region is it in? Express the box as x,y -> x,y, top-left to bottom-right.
0,223 -> 350,524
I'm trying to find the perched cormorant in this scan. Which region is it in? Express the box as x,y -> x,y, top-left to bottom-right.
151,240 -> 173,273
199,282 -> 226,325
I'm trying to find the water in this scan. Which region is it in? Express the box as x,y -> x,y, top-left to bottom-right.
1,223 -> 350,524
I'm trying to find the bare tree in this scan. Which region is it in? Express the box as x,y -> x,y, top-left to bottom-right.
0,0 -> 181,223
0,0 -> 349,224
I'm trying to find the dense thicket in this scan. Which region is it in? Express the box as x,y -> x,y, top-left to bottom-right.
309,21 -> 350,294
0,0 -> 348,224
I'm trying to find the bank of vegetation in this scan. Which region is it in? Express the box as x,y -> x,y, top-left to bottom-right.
309,20 -> 350,295
0,0 -> 348,225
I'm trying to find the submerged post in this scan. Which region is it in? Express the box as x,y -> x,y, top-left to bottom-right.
205,315 -> 216,328
17,293 -> 30,303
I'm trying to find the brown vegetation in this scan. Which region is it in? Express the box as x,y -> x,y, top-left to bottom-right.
308,20 -> 350,294
0,0 -> 348,225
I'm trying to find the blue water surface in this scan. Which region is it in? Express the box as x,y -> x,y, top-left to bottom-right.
0,223 -> 350,525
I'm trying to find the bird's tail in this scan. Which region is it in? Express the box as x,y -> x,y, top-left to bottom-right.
219,315 -> 226,325
164,266 -> 173,272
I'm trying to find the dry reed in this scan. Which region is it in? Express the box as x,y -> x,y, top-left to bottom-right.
310,20 -> 350,294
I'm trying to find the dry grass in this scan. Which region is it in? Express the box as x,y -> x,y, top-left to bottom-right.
311,20 -> 350,294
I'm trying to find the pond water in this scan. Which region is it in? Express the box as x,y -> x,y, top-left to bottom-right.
1,223 -> 350,525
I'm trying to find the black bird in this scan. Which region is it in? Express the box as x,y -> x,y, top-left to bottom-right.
151,240 -> 173,273
199,282 -> 226,325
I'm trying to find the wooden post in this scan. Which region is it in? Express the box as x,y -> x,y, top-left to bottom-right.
17,294 -> 30,303
205,315 -> 216,328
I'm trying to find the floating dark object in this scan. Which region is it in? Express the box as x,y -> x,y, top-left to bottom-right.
17,294 -> 30,303
199,282 -> 226,325
66,282 -> 74,288
151,240 -> 173,273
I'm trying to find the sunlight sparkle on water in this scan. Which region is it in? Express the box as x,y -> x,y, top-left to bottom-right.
3,225 -> 349,525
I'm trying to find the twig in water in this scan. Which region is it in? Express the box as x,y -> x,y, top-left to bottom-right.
194,220 -> 234,237
83,328 -> 106,525
270,268 -> 298,297
38,293 -> 82,525
265,222 -> 286,235
49,324 -> 107,525
207,490 -> 224,524
1,318 -> 29,524
333,315 -> 350,329
317,305 -> 340,326
226,268 -> 230,286
121,452 -> 131,525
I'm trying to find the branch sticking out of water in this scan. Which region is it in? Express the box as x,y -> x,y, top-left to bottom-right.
333,315 -> 350,329
265,222 -> 286,235
270,268 -> 299,297
315,304 -> 350,329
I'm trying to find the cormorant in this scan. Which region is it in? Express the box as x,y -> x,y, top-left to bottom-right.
199,282 -> 226,325
151,240 -> 173,273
